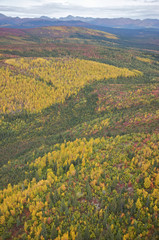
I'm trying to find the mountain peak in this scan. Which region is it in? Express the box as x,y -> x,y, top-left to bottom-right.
40,16 -> 51,20
0,13 -> 7,19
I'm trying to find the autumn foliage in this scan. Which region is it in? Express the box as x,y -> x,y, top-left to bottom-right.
0,26 -> 159,240
0,57 -> 141,114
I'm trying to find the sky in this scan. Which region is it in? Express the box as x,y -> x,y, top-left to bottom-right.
0,0 -> 159,19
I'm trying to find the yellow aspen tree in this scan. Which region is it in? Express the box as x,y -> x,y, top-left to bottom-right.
144,177 -> 151,189
136,198 -> 142,209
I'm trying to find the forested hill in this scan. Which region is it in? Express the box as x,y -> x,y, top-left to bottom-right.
1,24 -> 159,51
0,26 -> 159,240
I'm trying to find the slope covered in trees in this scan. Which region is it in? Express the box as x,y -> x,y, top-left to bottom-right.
0,26 -> 159,240
26,26 -> 118,40
1,57 -> 140,114
0,26 -> 117,47
0,134 -> 159,239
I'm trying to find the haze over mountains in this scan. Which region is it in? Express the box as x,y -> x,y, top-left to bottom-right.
0,13 -> 159,29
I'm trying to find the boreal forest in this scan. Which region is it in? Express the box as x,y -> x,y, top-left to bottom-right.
0,22 -> 159,240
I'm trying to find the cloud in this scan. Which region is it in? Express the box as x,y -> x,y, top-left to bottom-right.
144,0 -> 159,2
132,0 -> 159,2
0,0 -> 158,19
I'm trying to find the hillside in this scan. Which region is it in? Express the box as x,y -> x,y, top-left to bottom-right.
26,26 -> 118,40
1,25 -> 159,53
2,57 -> 139,114
1,14 -> 159,52
0,26 -> 159,240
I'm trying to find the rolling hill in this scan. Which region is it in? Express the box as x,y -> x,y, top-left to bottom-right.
0,26 -> 117,46
0,25 -> 159,240
1,23 -> 159,52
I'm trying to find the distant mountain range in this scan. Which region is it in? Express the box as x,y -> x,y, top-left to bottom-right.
59,15 -> 159,29
0,13 -> 159,29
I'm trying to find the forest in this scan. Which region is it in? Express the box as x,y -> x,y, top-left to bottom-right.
0,26 -> 159,240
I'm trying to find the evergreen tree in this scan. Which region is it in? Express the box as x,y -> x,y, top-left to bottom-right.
60,199 -> 66,213
116,230 -> 122,240
83,225 -> 90,240
54,216 -> 60,227
86,181 -> 92,200
50,224 -> 58,239
40,223 -> 47,240
76,228 -> 83,240
103,211 -> 108,228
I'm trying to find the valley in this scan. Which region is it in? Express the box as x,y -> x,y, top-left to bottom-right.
0,25 -> 159,240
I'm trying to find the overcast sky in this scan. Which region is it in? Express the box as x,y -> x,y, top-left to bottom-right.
0,0 -> 159,19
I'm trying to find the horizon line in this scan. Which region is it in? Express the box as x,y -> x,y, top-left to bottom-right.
0,13 -> 159,21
